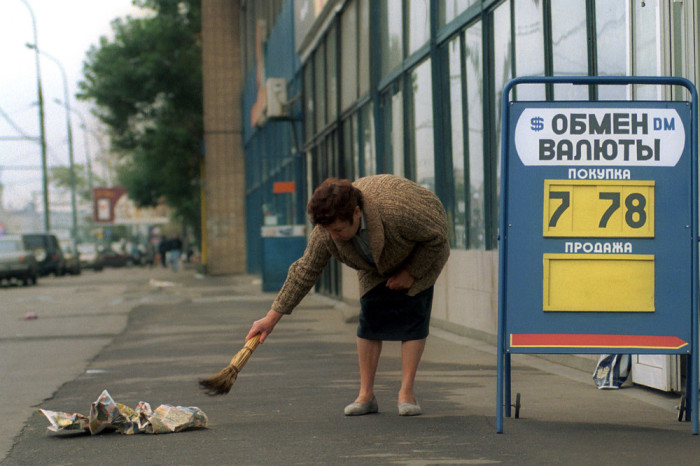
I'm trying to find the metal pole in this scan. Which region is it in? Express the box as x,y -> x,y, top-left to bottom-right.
56,102 -> 96,232
19,0 -> 50,231
64,107 -> 95,196
29,46 -> 78,240
77,122 -> 94,199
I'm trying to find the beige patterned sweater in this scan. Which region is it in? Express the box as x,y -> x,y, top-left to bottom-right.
271,174 -> 450,315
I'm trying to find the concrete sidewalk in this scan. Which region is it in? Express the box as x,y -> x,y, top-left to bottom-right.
4,268 -> 700,465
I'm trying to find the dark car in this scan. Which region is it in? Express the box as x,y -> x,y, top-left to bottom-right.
60,240 -> 81,275
99,246 -> 139,267
21,233 -> 65,276
0,235 -> 38,286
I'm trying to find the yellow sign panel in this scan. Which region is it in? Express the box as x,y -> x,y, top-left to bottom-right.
543,180 -> 655,237
543,254 -> 655,312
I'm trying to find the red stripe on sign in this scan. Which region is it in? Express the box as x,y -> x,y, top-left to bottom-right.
510,334 -> 688,350
273,181 -> 296,194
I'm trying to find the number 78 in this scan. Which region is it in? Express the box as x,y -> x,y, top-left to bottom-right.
548,191 -> 647,229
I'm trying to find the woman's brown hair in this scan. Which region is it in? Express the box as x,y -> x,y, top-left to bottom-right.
306,178 -> 363,226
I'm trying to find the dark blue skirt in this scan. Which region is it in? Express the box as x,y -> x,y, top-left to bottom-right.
357,283 -> 434,341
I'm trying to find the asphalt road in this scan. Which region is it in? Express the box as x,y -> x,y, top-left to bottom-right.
0,267 -> 143,460
2,266 -> 700,465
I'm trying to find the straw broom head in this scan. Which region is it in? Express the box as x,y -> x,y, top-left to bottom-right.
199,334 -> 261,396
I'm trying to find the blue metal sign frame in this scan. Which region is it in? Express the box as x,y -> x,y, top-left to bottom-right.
496,76 -> 699,434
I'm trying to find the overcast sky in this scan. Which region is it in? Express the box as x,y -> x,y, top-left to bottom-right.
0,0 -> 145,211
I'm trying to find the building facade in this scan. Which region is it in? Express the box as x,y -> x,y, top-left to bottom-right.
204,0 -> 699,389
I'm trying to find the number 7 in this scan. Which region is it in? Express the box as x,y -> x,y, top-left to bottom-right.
548,191 -> 570,227
598,192 -> 620,228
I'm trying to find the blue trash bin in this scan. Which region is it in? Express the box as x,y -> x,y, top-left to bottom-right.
261,225 -> 306,292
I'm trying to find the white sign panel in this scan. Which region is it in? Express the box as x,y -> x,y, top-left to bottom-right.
514,108 -> 685,167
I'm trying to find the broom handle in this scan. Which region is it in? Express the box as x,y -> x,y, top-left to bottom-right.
229,333 -> 261,365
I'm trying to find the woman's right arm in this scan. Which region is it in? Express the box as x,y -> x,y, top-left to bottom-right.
246,309 -> 284,343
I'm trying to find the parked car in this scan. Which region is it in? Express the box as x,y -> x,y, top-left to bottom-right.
21,233 -> 65,276
60,240 -> 81,275
77,243 -> 103,271
99,246 -> 139,267
0,235 -> 38,286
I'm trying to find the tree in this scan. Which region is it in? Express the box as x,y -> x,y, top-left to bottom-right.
77,0 -> 202,237
49,165 -> 105,201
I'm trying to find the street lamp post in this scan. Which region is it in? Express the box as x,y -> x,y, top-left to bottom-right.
54,100 -> 95,205
18,0 -> 50,231
27,45 -> 78,241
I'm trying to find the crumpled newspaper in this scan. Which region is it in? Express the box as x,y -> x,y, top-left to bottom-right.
39,390 -> 207,435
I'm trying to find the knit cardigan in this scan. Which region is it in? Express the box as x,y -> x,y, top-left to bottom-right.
271,174 -> 451,315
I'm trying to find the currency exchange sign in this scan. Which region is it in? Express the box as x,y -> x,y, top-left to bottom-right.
504,101 -> 692,354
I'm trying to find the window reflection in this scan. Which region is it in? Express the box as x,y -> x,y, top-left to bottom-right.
595,0 -> 627,100
360,103 -> 376,176
314,44 -> 326,130
326,26 -> 338,121
493,0 -> 511,246
551,0 -> 588,100
514,0 -> 545,100
440,0 -> 475,26
380,0 -> 403,77
407,0 -> 430,55
358,0 -> 370,95
342,116 -> 356,179
391,87 -> 404,177
340,0 -> 358,111
634,0 -> 662,100
382,82 -> 404,176
466,21 -> 484,249
448,37 -> 466,248
304,64 -> 314,141
410,59 -> 435,192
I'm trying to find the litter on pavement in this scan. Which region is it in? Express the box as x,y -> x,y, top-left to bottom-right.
39,389 -> 207,435
149,278 -> 178,288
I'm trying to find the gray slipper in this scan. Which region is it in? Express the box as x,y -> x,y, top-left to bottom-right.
398,401 -> 422,416
344,396 -> 378,416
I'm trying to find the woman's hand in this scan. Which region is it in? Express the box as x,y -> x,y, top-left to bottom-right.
246,309 -> 284,343
386,269 -> 415,291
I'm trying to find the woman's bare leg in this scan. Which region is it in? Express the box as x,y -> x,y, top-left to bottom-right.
399,338 -> 426,404
355,337 -> 382,402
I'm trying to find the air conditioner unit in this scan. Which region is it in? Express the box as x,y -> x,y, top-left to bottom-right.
265,77 -> 287,118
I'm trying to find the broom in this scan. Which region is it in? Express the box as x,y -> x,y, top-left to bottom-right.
199,334 -> 261,396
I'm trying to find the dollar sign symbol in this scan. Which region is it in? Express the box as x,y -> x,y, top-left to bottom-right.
531,116 -> 544,131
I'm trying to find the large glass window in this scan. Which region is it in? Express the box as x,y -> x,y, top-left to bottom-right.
551,0 -> 588,100
340,0 -> 358,111
304,63 -> 314,142
314,44 -> 326,131
595,0 -> 629,100
358,0 -> 370,96
440,0 -> 475,26
360,102 -> 376,176
407,0 -> 431,55
448,37 -> 466,248
380,0 -> 403,77
466,21 -> 485,249
351,113 -> 360,178
493,0 -> 511,240
634,0 -> 662,100
409,59 -> 435,192
342,116 -> 358,179
326,26 -> 338,121
514,0 -> 545,100
595,0 -> 627,100
381,82 -> 404,177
